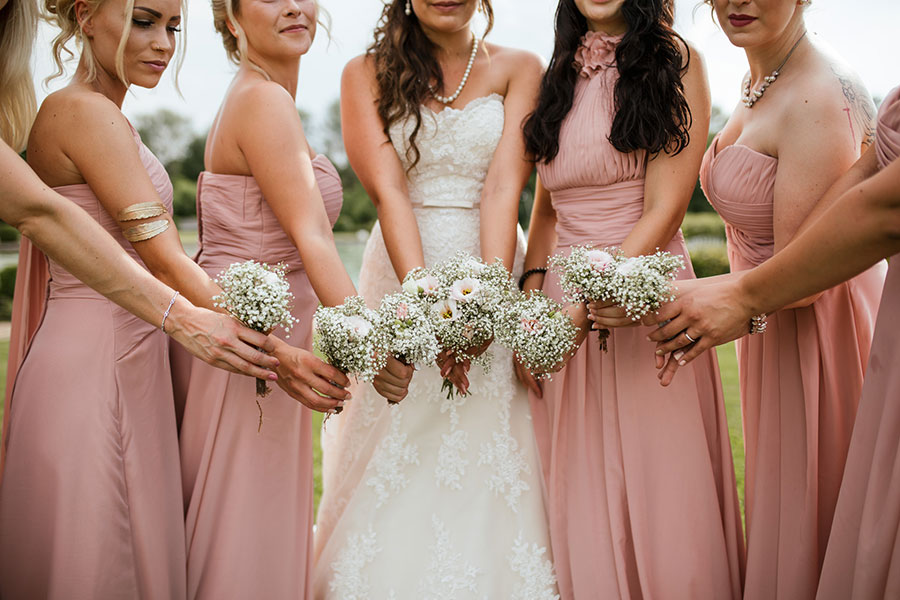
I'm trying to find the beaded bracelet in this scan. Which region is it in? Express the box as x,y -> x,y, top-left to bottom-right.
749,313 -> 768,335
161,291 -> 180,333
518,267 -> 547,291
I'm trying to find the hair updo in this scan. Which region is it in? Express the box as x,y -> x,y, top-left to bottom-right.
0,0 -> 39,150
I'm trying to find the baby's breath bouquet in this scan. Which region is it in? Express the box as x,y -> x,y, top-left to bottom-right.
402,252 -> 514,397
212,260 -> 297,398
314,296 -> 389,384
375,292 -> 441,369
495,291 -> 578,380
550,246 -> 684,350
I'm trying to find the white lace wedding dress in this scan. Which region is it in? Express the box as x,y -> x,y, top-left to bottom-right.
314,94 -> 559,600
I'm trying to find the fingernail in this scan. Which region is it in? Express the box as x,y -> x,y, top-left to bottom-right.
268,373 -> 278,381
646,336 -> 653,342
679,360 -> 687,366
655,349 -> 663,356
273,360 -> 280,367
674,351 -> 684,361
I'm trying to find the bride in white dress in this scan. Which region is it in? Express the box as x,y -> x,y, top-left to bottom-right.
314,1 -> 558,598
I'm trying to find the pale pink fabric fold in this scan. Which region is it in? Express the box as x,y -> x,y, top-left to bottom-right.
531,30 -> 744,600
701,129 -> 886,600
0,136 -> 185,599
817,85 -> 900,600
177,155 -> 342,600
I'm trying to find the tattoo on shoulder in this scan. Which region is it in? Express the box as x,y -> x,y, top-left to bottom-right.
831,64 -> 876,149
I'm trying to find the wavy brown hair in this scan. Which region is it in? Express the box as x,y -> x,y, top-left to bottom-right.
369,0 -> 492,171
524,0 -> 691,163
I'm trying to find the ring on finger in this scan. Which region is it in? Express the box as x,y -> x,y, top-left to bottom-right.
684,331 -> 698,343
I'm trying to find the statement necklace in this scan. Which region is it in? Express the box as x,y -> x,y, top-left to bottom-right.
433,34 -> 479,105
742,30 -> 807,109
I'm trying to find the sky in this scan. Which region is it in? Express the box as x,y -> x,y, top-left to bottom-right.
31,0 -> 900,140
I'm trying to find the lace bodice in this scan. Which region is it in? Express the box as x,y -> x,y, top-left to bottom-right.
388,94 -> 504,209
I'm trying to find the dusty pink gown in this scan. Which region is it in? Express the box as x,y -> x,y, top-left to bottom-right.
0,132 -> 185,599
816,86 -> 900,599
700,100 -> 887,599
177,155 -> 342,599
532,31 -> 745,600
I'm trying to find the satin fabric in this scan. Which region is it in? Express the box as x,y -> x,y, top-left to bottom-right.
176,155 -> 342,599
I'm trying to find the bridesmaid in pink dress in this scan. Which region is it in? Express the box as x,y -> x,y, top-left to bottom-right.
691,2 -> 885,598
646,85 -> 900,599
176,0 -> 411,597
0,0 -> 197,596
518,1 -> 744,598
817,86 -> 900,599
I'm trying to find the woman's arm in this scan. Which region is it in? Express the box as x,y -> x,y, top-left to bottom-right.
342,55 -> 426,282
479,50 -> 543,268
520,177 -> 557,293
620,44 -> 710,258
53,94 -> 221,310
647,156 -> 900,383
234,81 -> 356,306
1,141 -> 279,379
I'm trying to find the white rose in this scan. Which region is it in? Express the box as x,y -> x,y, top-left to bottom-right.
586,249 -> 613,271
402,278 -> 420,295
344,315 -> 373,338
616,257 -> 641,276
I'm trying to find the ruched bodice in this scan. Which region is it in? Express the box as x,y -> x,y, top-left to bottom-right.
537,31 -> 652,249
196,154 -> 342,271
49,141 -> 173,302
388,93 -> 503,209
700,138 -> 778,267
876,85 -> 900,169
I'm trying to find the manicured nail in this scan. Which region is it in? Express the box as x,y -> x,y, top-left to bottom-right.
655,349 -> 664,356
674,351 -> 684,361
268,373 -> 278,381
273,360 -> 280,367
679,360 -> 687,366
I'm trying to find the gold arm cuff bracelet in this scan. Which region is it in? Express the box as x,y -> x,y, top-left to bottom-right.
123,219 -> 169,242
117,201 -> 167,222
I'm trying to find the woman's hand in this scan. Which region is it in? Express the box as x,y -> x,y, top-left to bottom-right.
269,337 -> 352,412
586,300 -> 638,329
514,356 -> 542,398
165,303 -> 280,379
437,350 -> 471,396
373,356 -> 415,404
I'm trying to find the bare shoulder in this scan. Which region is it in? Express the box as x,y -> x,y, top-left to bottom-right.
782,42 -> 876,148
485,43 -> 545,78
342,53 -> 378,92
34,87 -> 126,136
232,78 -> 297,118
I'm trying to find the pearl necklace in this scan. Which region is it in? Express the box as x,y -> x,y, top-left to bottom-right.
742,31 -> 807,109
433,34 -> 479,105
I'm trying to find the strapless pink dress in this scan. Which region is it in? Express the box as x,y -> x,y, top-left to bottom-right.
176,155 -> 342,599
0,134 -> 185,599
700,105 -> 887,599
532,31 -> 744,600
817,85 -> 900,599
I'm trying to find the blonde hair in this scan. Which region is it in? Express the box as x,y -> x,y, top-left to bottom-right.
211,0 -> 329,77
0,0 -> 39,151
44,0 -> 186,89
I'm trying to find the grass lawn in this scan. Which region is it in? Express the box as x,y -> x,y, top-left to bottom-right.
0,336 -> 745,521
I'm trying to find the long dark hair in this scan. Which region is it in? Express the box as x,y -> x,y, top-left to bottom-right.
523,0 -> 691,163
368,0 -> 493,171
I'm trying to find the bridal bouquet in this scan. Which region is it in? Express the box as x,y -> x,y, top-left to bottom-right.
550,246 -> 684,350
402,252 -> 514,397
494,291 -> 578,380
375,292 -> 441,369
314,296 -> 388,384
212,260 -> 297,398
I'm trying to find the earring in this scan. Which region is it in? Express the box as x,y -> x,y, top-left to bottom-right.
405,0 -> 411,16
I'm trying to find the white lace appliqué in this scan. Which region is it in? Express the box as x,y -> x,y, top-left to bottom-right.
478,397 -> 531,512
508,533 -> 560,600
418,515 -> 482,599
329,526 -> 381,600
435,429 -> 469,490
366,408 -> 420,507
